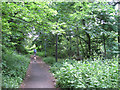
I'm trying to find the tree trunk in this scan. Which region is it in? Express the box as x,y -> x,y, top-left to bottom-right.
69,33 -> 72,59
103,33 -> 106,57
118,4 -> 120,60
55,34 -> 58,62
86,32 -> 91,58
76,27 -> 79,56
76,36 -> 79,56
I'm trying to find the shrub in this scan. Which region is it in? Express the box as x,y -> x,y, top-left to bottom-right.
2,49 -> 30,88
36,52 -> 45,57
42,56 -> 65,66
43,56 -> 56,65
50,57 -> 118,88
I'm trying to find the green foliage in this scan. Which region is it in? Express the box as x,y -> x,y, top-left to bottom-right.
42,56 -> 65,66
1,2 -> 119,88
2,48 -> 30,88
2,2 -> 118,59
50,57 -> 118,88
36,52 -> 45,57
43,56 -> 56,66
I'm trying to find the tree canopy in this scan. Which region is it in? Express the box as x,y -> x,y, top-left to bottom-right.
2,2 -> 119,59
1,1 -> 119,88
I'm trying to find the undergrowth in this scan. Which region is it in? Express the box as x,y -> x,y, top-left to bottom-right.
50,57 -> 118,88
2,45 -> 30,88
42,56 -> 64,66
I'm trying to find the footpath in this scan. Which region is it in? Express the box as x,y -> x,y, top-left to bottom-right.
20,55 -> 56,88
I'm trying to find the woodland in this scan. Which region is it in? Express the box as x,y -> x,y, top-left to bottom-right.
1,2 -> 119,88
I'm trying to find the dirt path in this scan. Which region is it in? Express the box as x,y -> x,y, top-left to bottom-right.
20,55 -> 56,88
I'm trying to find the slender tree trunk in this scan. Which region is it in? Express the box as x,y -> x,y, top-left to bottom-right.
69,33 -> 72,59
103,33 -> 106,57
118,24 -> 120,58
76,36 -> 79,56
55,34 -> 58,62
116,3 -> 120,88
118,4 -> 120,60
76,27 -> 79,56
86,32 -> 91,58
67,39 -> 70,59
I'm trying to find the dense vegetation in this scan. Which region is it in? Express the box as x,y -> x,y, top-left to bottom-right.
2,1 -> 119,88
42,56 -> 118,88
50,57 -> 118,88
2,45 -> 30,88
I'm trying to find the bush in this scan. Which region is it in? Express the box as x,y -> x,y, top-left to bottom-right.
2,49 -> 30,88
50,57 -> 118,88
42,56 -> 65,66
42,56 -> 56,65
36,52 -> 45,57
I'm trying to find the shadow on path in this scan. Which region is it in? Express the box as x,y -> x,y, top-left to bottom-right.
20,55 -> 55,88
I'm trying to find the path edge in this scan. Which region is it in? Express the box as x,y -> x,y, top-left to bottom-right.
20,56 -> 32,88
